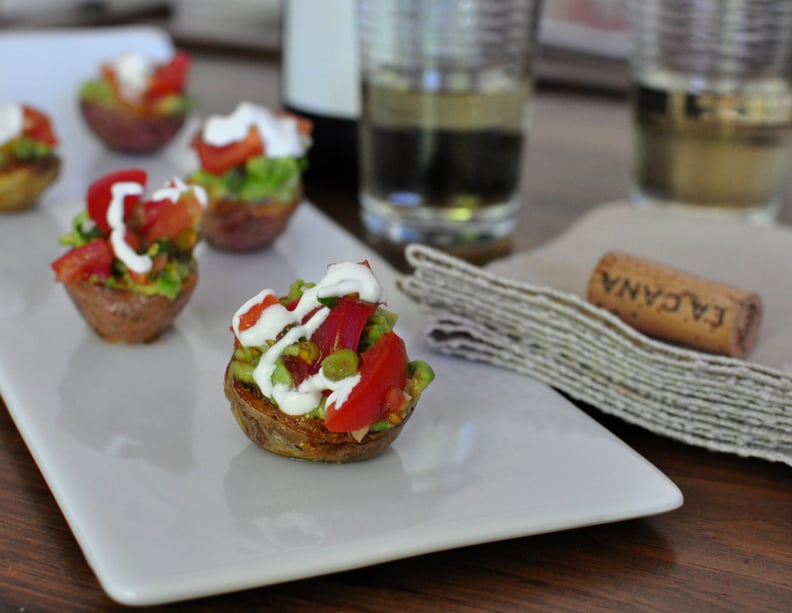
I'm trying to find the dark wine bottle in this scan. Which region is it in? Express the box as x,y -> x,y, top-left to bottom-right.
281,0 -> 359,188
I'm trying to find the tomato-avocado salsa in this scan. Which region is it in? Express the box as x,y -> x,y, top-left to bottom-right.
0,103 -> 58,170
188,101 -> 311,205
78,50 -> 194,117
78,51 -> 195,153
0,102 -> 61,212
227,262 -> 434,440
52,169 -> 205,299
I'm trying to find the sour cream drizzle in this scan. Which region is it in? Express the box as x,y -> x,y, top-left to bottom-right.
0,103 -> 24,144
106,177 -> 206,274
152,176 -> 208,208
232,262 -> 384,416
107,181 -> 149,274
202,101 -> 306,158
107,52 -> 153,102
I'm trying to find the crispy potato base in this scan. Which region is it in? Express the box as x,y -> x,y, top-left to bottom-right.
202,185 -> 302,252
224,364 -> 416,463
0,155 -> 61,212
79,98 -> 186,153
63,266 -> 198,343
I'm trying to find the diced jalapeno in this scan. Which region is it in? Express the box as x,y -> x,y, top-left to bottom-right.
321,349 -> 360,381
406,360 -> 435,396
282,340 -> 319,364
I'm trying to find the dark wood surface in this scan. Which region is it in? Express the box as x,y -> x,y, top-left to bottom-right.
1,49 -> 791,612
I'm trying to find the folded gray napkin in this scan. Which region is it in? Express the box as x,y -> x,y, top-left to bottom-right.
398,230 -> 792,467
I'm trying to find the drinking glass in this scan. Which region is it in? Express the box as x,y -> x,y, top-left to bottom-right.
627,0 -> 792,223
357,0 -> 545,250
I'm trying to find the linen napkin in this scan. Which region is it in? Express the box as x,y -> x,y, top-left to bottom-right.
398,203 -> 792,466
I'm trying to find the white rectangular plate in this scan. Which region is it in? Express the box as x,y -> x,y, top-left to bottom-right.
0,27 -> 682,606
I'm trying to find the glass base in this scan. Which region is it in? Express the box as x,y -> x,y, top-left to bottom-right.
360,191 -> 520,248
629,187 -> 782,225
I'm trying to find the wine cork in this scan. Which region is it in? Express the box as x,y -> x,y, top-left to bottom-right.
586,251 -> 762,358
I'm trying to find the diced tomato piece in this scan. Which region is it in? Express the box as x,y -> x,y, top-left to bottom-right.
22,105 -> 58,146
100,64 -> 116,84
141,193 -> 202,247
124,228 -> 141,252
283,354 -> 311,387
147,50 -> 191,98
192,128 -> 264,175
51,239 -> 113,283
383,386 -> 410,416
324,331 -> 409,433
238,293 -> 280,332
128,269 -> 150,286
150,253 -> 168,276
99,64 -> 129,107
139,198 -> 168,232
87,169 -> 147,233
311,297 -> 377,358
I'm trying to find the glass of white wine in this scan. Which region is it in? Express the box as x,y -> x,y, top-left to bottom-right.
357,0 -> 545,252
627,0 -> 792,223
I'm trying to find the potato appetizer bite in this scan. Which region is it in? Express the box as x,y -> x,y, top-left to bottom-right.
0,103 -> 60,212
52,169 -> 205,343
188,101 -> 312,251
225,261 -> 434,462
79,50 -> 194,153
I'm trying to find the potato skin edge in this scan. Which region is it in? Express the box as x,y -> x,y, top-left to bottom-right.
202,185 -> 303,252
0,156 -> 61,212
224,364 -> 415,463
63,266 -> 198,344
79,98 -> 186,153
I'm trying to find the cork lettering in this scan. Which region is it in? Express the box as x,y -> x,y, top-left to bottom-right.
660,293 -> 681,313
600,271 -> 621,294
597,275 -> 727,328
618,278 -> 640,300
643,285 -> 663,306
689,296 -> 709,322
587,251 -> 763,358
710,306 -> 727,329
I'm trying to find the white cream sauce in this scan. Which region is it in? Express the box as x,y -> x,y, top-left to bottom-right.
107,52 -> 153,102
232,262 -> 384,415
105,177 -> 206,274
151,176 -> 208,208
107,181 -> 149,274
202,101 -> 306,158
0,103 -> 24,144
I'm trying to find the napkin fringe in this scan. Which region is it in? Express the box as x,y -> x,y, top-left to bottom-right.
399,243 -> 792,467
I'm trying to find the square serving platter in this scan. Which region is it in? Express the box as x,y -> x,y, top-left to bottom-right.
0,27 -> 682,606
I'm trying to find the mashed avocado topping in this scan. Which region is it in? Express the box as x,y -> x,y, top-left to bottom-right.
189,155 -> 305,204
0,103 -> 56,169
60,212 -> 196,300
80,80 -> 195,116
0,137 -> 53,169
229,267 -> 435,431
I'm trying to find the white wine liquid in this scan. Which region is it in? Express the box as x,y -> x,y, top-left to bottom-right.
631,72 -> 792,220
359,78 -> 531,244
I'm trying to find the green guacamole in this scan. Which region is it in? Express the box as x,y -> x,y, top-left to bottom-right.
189,155 -> 305,204
228,291 -> 435,430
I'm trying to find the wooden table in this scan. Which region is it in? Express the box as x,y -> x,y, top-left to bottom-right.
1,49 -> 790,612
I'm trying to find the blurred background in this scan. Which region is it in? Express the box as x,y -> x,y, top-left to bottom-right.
0,0 -> 629,93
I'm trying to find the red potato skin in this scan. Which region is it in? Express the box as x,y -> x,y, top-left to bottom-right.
224,364 -> 416,463
0,155 -> 61,212
202,185 -> 303,252
79,98 -> 186,153
63,266 -> 198,343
